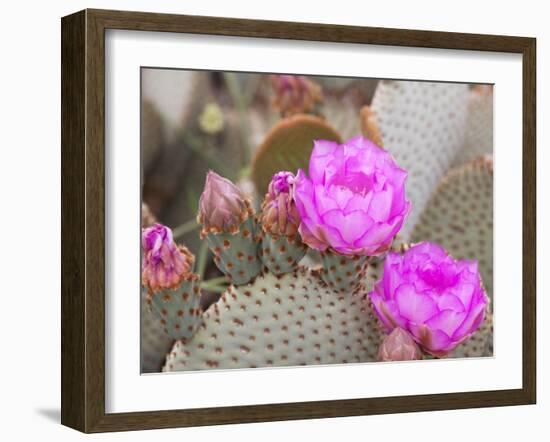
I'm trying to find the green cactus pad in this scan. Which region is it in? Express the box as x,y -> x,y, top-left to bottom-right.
370,80 -> 470,238
141,288 -> 175,373
452,86 -> 493,167
163,268 -> 383,371
147,277 -> 203,342
320,251 -> 368,293
258,232 -> 307,275
251,114 -> 342,195
205,217 -> 262,285
410,156 -> 493,300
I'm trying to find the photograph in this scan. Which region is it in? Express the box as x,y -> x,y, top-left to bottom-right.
140,69 -> 494,374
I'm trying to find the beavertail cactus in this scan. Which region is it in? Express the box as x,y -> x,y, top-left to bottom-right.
142,73 -> 494,374
251,114 -> 342,195
198,171 -> 262,285
164,268 -> 383,371
369,242 -> 488,357
369,81 -> 470,238
410,156 -> 494,299
259,171 -> 306,275
142,224 -> 202,341
294,136 -> 410,292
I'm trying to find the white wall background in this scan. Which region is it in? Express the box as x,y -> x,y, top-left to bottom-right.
0,0 -> 546,439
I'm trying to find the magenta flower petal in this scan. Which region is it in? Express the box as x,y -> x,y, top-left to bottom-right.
368,187 -> 394,222
370,291 -> 406,331
322,210 -> 373,244
395,284 -> 439,323
368,242 -> 489,357
309,140 -> 341,183
453,300 -> 486,339
425,309 -> 467,337
293,136 -> 410,256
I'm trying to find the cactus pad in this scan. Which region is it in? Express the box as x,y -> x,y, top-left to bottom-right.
163,268 -> 383,371
359,105 -> 384,147
452,86 -> 493,167
147,275 -> 203,341
319,251 -> 368,294
141,288 -> 175,373
410,156 -> 493,300
206,218 -> 262,285
370,80 -> 470,238
251,114 -> 342,195
258,231 -> 307,275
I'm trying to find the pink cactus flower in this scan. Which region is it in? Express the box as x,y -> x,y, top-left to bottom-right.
141,223 -> 195,292
378,328 -> 423,362
293,136 -> 410,255
271,74 -> 323,117
197,171 -> 254,237
369,242 -> 489,357
260,171 -> 301,237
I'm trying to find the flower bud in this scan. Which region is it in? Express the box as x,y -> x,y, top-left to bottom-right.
378,328 -> 423,362
271,75 -> 323,117
197,171 -> 254,237
260,171 -> 300,237
141,223 -> 195,292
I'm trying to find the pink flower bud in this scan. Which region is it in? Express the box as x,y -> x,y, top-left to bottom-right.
197,171 -> 254,237
260,171 -> 301,237
378,328 -> 423,362
271,75 -> 323,117
141,223 -> 195,292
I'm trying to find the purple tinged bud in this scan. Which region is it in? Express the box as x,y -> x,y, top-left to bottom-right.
271,75 -> 323,117
141,223 -> 195,292
261,171 -> 301,237
378,328 -> 423,362
198,171 -> 254,237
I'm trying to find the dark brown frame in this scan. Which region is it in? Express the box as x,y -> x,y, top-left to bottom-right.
61,8 -> 536,433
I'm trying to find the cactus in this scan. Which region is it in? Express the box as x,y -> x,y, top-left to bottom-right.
319,252 -> 368,293
410,156 -> 493,299
141,76 -> 494,373
163,268 -> 383,371
258,232 -> 306,275
198,171 -> 263,285
452,86 -> 493,167
251,114 -> 342,195
146,273 -> 202,342
141,287 -> 175,373
369,80 -> 470,238
258,171 -> 306,275
205,217 -> 262,285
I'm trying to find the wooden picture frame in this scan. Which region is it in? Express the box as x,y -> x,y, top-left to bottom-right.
61,8 -> 536,433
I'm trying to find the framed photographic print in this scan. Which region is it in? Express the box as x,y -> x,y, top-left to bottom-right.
61,9 -> 536,433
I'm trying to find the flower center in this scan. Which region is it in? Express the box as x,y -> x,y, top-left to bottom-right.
332,172 -> 373,197
418,265 -> 458,291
